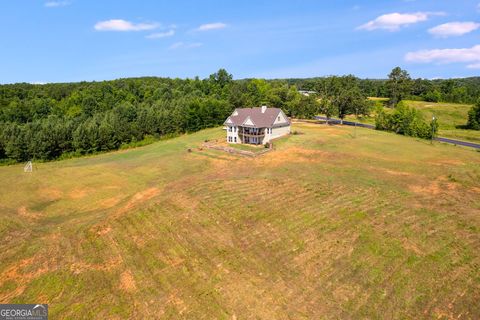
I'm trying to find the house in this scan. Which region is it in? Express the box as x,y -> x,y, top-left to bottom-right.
224,106 -> 291,145
298,90 -> 317,97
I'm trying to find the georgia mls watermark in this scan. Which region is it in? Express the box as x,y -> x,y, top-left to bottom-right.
0,304 -> 48,320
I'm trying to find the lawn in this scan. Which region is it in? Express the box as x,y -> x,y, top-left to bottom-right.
342,99 -> 480,143
0,124 -> 479,319
228,143 -> 265,152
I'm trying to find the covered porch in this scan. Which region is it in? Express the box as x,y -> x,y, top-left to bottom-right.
238,126 -> 266,145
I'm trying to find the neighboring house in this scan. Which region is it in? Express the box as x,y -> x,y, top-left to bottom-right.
298,90 -> 317,97
224,106 -> 291,145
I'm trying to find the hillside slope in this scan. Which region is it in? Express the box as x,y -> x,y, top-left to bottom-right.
0,124 -> 479,319
345,100 -> 480,143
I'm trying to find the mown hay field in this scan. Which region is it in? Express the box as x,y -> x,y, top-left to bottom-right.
0,123 -> 479,319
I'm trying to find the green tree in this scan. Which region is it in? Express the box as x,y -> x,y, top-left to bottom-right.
466,101 -> 480,130
386,67 -> 412,107
209,68 -> 233,88
333,85 -> 368,123
375,102 -> 436,139
319,98 -> 337,124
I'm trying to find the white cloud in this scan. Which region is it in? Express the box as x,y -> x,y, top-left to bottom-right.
169,42 -> 203,49
196,22 -> 227,31
146,30 -> 175,39
44,1 -> 70,7
358,12 -> 444,31
405,44 -> 480,69
94,19 -> 159,32
428,22 -> 480,37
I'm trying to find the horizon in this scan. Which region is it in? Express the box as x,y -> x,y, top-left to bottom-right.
2,73 -> 480,86
1,0 -> 480,84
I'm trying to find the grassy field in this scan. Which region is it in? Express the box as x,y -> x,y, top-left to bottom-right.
228,143 -> 265,152
0,124 -> 479,319
344,99 -> 480,143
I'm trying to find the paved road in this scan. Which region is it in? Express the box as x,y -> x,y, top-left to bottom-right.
314,116 -> 480,150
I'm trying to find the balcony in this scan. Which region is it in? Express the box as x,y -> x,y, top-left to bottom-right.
240,131 -> 265,137
238,128 -> 265,137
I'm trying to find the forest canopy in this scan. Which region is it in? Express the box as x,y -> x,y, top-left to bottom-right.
1,68 -> 478,163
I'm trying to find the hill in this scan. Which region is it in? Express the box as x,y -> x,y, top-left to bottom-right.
0,124 -> 479,318
407,101 -> 480,143
344,99 -> 480,143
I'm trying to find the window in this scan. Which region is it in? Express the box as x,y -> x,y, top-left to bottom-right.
278,116 -> 281,121
234,137 -> 237,142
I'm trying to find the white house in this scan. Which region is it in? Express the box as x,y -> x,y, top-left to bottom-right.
298,90 -> 317,97
224,106 -> 291,145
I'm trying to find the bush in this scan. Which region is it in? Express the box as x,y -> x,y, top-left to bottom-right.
375,102 -> 437,139
466,102 -> 480,130
423,90 -> 442,103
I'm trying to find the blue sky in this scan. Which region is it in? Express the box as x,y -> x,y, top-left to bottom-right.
1,0 -> 479,83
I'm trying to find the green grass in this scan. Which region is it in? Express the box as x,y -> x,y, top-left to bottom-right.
341,99 -> 480,143
405,100 -> 480,143
0,124 -> 479,319
228,143 -> 265,152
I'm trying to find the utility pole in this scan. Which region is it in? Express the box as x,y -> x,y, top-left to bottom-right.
431,115 -> 436,144
354,105 -> 358,138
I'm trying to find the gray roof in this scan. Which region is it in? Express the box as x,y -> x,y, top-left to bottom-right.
225,107 -> 289,128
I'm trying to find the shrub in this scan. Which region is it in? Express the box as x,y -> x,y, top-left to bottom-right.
466,102 -> 480,130
375,102 -> 437,139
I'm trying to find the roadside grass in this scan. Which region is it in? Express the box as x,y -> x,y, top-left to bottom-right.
0,124 -> 479,319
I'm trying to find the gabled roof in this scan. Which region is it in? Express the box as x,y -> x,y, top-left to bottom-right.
224,107 -> 289,128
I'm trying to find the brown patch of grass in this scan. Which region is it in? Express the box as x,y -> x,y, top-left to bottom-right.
17,206 -> 41,220
41,188 -> 63,201
258,146 -> 333,167
429,159 -> 465,166
70,255 -> 122,275
165,290 -> 187,315
409,176 -> 458,196
69,188 -> 91,199
0,256 -> 53,302
98,196 -> 123,209
124,187 -> 160,211
119,270 -> 137,292
96,225 -> 112,236
109,187 -> 161,220
401,238 -> 424,256
383,169 -> 413,177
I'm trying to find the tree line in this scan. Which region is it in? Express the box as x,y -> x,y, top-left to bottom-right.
2,67 -> 478,163
0,69 -> 333,163
290,71 -> 480,105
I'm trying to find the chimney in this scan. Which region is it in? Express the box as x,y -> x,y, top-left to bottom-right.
261,105 -> 267,113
